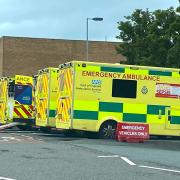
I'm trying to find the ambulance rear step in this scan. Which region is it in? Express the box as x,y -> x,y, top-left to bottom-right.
0,122 -> 21,131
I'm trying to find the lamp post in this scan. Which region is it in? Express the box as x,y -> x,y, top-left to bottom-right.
86,17 -> 103,61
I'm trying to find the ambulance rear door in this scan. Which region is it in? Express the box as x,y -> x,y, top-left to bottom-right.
35,72 -> 49,127
13,75 -> 34,124
0,78 -> 8,124
56,67 -> 73,129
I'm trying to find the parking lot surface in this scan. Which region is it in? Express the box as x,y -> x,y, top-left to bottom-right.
0,129 -> 180,180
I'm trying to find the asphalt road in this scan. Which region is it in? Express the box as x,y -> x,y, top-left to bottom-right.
0,129 -> 180,180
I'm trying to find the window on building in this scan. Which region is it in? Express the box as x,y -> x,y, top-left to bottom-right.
112,79 -> 137,98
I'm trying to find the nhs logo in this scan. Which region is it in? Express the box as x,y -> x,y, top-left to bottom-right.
92,80 -> 102,85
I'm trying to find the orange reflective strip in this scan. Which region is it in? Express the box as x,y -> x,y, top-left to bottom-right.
36,100 -> 41,117
29,105 -> 34,111
42,75 -> 46,93
2,82 -> 6,97
14,108 -> 24,118
64,99 -> 69,120
42,76 -> 45,93
59,100 -> 63,114
59,99 -> 63,115
44,75 -> 48,94
66,71 -> 71,93
38,76 -> 43,93
42,99 -> 47,118
1,83 -> 4,96
69,70 -> 72,93
41,76 -> 44,93
59,70 -> 64,91
64,72 -> 68,93
20,105 -> 32,117
57,99 -> 61,114
41,101 -> 44,118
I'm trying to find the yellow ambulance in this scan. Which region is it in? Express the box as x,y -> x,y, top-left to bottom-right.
35,67 -> 58,131
56,61 -> 180,139
0,75 -> 34,127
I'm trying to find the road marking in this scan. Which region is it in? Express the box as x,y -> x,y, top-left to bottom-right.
0,176 -> 16,180
0,138 -> 11,142
1,137 -> 21,141
98,154 -> 180,174
20,135 -> 33,139
98,155 -> 119,158
0,135 -> 43,143
139,165 -> 180,174
121,157 -> 136,166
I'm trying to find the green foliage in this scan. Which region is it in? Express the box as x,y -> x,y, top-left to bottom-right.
116,5 -> 180,68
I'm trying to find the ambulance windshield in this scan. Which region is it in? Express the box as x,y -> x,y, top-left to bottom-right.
14,85 -> 32,105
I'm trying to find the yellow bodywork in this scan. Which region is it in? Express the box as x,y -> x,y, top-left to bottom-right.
56,67 -> 73,129
35,68 -> 58,127
55,61 -> 180,136
0,78 -> 8,124
0,75 -> 34,125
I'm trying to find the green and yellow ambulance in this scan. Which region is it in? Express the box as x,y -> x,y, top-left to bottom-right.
0,75 -> 34,127
55,61 -> 180,139
35,67 -> 58,131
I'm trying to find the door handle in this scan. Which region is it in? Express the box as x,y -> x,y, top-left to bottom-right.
168,115 -> 172,121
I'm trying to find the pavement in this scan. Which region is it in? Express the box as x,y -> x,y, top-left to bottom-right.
0,129 -> 180,180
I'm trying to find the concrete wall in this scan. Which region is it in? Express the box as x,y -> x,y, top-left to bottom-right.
2,36 -> 124,76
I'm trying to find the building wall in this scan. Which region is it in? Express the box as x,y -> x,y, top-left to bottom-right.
0,38 -> 3,76
2,36 -> 124,76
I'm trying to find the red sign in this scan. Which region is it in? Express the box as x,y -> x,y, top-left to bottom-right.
116,122 -> 149,142
156,83 -> 180,99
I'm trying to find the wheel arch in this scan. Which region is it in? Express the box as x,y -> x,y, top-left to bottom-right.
98,118 -> 118,132
98,119 -> 118,139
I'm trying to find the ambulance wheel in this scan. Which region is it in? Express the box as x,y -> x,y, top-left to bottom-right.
99,121 -> 117,139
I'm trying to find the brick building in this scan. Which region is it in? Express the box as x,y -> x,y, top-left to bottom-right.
0,36 -> 125,76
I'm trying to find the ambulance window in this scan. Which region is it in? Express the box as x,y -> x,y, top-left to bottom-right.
14,85 -> 32,105
59,73 -> 64,91
38,77 -> 43,93
112,79 -> 137,98
33,77 -> 37,91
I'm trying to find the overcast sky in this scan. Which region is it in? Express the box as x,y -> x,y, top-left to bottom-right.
0,0 -> 179,42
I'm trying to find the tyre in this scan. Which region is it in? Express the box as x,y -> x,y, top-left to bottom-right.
99,121 -> 117,139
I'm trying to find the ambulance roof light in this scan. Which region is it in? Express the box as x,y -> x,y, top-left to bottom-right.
130,67 -> 139,70
82,63 -> 86,67
59,64 -> 64,69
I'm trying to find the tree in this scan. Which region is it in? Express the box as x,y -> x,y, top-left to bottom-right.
116,4 -> 180,68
